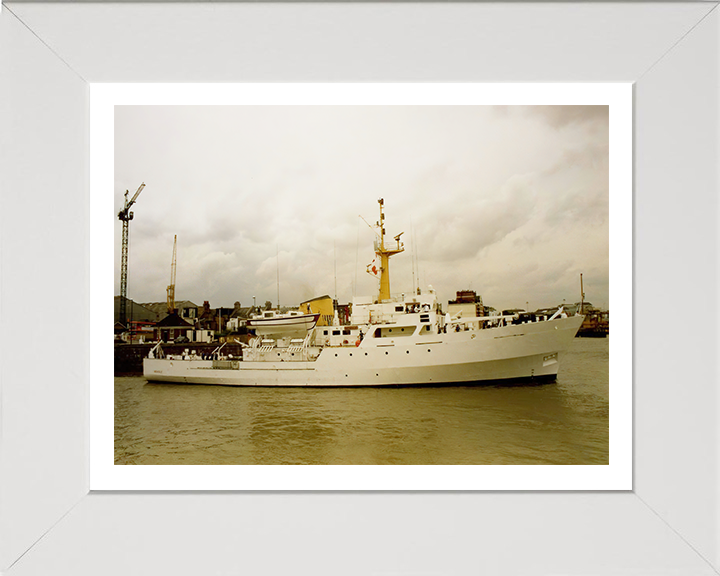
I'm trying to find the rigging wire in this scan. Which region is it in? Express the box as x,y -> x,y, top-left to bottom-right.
354,218 -> 360,298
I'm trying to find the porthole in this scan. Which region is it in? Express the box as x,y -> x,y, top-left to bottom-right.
406,350 -> 410,354
427,349 -> 431,352
365,352 -> 368,356
335,353 -> 338,357
385,351 -> 389,355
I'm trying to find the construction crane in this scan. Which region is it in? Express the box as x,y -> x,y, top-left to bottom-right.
167,235 -> 177,314
117,182 -> 146,327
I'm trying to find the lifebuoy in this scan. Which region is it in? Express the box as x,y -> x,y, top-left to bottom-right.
355,339 -> 361,347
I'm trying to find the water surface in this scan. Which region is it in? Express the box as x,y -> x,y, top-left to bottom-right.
115,338 -> 609,465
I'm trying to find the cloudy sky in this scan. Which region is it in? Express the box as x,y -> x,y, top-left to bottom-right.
115,105 -> 608,312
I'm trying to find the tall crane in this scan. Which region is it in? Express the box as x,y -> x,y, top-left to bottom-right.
117,182 -> 146,327
167,235 -> 177,314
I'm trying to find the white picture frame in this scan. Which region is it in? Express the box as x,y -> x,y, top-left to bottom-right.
1,2 -> 718,574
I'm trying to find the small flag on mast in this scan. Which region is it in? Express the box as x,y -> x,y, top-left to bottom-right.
366,259 -> 379,277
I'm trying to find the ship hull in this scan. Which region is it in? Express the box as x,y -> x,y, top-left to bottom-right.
144,315 -> 582,387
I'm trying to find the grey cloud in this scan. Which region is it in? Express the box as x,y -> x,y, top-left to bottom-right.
418,173 -> 538,261
492,105 -> 608,129
115,103 -> 610,311
527,106 -> 609,129
543,142 -> 609,177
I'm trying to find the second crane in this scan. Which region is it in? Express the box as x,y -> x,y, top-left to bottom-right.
167,235 -> 177,314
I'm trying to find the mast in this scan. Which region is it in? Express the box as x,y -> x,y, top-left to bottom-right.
375,198 -> 404,301
580,273 -> 585,314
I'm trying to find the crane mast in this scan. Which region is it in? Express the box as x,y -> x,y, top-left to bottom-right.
117,183 -> 146,327
167,235 -> 177,314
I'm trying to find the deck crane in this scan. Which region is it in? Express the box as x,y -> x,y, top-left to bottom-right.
167,235 -> 177,314
117,182 -> 146,327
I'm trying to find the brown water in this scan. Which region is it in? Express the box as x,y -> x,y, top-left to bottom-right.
115,338 -> 608,465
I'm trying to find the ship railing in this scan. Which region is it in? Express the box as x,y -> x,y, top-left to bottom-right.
451,314 -> 514,323
453,310 -> 574,328
447,314 -> 538,330
287,335 -> 310,353
259,339 -> 276,352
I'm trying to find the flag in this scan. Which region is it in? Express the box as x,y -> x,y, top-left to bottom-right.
366,259 -> 379,277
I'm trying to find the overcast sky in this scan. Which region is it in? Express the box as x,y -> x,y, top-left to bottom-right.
115,105 -> 608,312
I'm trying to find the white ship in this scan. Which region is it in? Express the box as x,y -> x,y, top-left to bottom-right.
144,199 -> 583,387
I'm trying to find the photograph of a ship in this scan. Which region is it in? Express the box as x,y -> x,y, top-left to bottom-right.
114,104 -> 610,466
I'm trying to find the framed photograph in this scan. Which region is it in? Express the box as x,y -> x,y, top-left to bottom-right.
2,2 -> 718,574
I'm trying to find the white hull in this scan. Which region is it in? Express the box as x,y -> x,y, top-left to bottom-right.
144,315 -> 583,387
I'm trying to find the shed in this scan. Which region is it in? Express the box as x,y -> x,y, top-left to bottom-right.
154,311 -> 193,342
